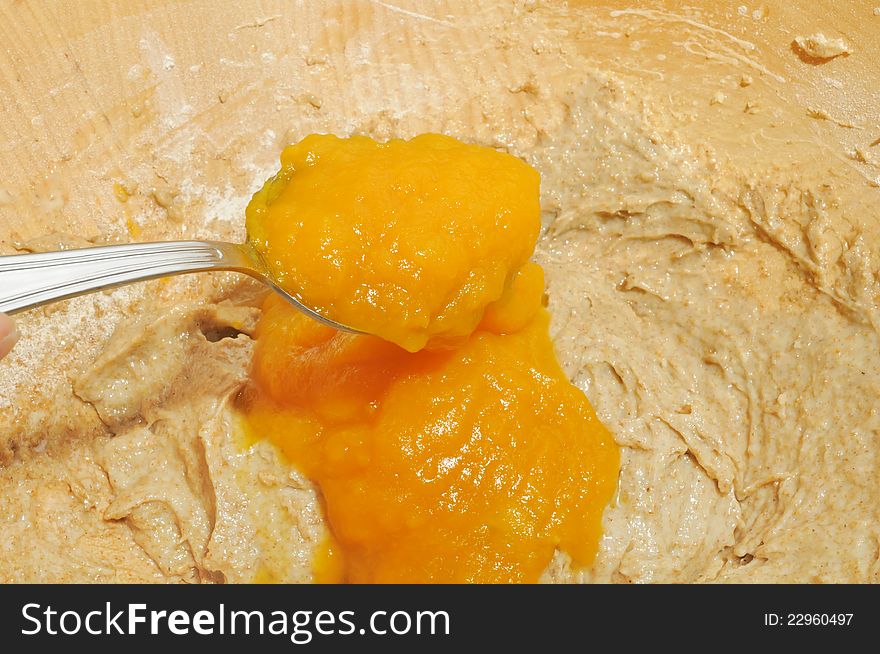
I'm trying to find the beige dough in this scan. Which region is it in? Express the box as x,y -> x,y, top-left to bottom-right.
793,32 -> 852,60
1,1 -> 880,583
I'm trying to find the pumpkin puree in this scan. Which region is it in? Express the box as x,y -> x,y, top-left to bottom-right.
242,134 -> 619,583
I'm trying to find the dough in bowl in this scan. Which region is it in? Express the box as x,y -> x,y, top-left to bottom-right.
0,0 -> 879,583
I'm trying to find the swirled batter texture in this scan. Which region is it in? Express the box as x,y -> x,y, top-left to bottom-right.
2,1 -> 879,585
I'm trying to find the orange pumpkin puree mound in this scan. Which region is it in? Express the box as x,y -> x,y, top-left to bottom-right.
242,134 -> 619,583
245,133 -> 541,352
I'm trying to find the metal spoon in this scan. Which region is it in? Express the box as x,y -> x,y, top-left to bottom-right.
0,240 -> 359,333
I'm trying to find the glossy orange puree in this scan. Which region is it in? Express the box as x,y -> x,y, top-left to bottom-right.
243,134 -> 619,583
245,133 -> 541,352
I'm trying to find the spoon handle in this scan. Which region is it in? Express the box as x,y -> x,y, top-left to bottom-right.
0,240 -> 255,314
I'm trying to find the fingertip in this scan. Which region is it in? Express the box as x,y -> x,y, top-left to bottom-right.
0,313 -> 19,360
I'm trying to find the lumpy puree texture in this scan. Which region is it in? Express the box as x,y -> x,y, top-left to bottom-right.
243,135 -> 619,583
245,133 -> 541,352
246,299 -> 619,583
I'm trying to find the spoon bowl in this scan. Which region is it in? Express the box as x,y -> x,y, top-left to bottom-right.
0,240 -> 361,333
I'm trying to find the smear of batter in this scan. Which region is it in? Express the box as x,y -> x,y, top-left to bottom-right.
793,32 -> 852,62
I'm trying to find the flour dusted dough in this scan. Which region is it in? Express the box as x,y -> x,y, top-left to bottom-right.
1,1 -> 879,583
